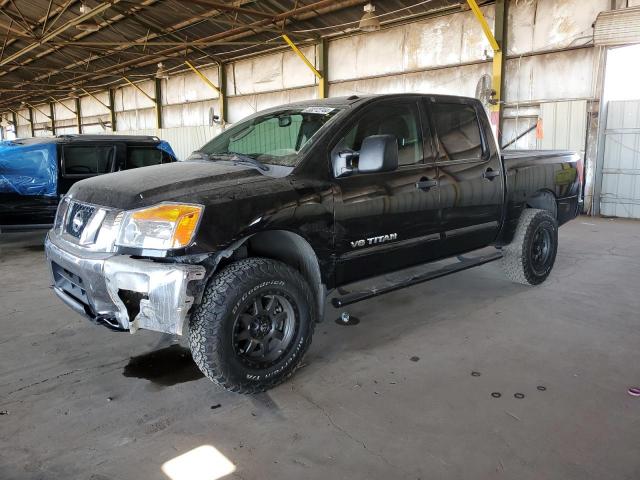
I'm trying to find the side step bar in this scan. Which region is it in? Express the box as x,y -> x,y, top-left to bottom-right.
332,251 -> 503,308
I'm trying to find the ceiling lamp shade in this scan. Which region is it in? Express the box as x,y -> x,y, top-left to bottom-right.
76,23 -> 100,32
155,62 -> 169,79
359,3 -> 380,32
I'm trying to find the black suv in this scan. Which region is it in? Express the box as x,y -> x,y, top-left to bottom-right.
0,135 -> 177,232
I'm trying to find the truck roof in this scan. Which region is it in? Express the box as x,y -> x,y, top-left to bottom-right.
267,93 -> 481,110
3,134 -> 161,146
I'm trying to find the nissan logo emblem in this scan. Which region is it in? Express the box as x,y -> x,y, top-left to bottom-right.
72,211 -> 85,234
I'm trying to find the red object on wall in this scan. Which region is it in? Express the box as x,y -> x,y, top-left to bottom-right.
536,118 -> 544,140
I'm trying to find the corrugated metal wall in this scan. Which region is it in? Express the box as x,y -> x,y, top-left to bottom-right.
599,100 -> 640,218
539,100 -> 587,151
7,0 -> 617,210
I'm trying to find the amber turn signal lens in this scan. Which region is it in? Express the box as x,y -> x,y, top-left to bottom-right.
131,204 -> 203,248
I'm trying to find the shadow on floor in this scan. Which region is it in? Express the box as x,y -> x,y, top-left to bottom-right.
123,344 -> 204,386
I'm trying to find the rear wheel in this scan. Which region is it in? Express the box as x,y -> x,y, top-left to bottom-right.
189,258 -> 315,394
502,208 -> 558,285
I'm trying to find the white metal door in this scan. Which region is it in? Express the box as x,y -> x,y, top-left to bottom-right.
600,100 -> 640,218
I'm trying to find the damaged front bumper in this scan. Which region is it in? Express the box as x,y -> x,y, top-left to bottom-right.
45,232 -> 205,335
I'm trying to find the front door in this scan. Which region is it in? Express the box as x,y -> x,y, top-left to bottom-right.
333,98 -> 441,286
429,100 -> 504,256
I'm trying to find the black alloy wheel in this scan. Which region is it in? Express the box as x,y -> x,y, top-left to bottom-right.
232,292 -> 298,367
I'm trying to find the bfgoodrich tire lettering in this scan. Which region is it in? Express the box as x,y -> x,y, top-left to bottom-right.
189,257 -> 316,394
502,208 -> 558,285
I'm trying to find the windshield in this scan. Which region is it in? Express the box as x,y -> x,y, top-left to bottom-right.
197,106 -> 343,168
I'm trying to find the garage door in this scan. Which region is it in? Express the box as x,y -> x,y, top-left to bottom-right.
594,6 -> 640,46
600,100 -> 640,218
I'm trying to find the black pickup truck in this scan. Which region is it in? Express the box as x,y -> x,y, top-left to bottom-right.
45,94 -> 582,393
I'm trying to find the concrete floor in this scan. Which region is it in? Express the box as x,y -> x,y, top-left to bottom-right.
1,216 -> 640,480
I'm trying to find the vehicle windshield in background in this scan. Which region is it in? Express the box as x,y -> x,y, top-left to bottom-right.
196,106 -> 343,168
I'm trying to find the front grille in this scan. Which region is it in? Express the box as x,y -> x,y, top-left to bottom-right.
65,202 -> 96,239
52,262 -> 90,307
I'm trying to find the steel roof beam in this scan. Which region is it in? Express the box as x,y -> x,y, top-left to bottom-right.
0,1 -> 120,66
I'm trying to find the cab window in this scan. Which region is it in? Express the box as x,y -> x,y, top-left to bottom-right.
125,146 -> 168,169
334,102 -> 424,167
62,145 -> 114,175
432,103 -> 484,161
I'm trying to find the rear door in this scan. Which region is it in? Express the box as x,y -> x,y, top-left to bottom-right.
333,97 -> 441,285
429,99 -> 503,255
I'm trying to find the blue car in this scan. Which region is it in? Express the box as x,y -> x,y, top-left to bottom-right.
0,135 -> 177,232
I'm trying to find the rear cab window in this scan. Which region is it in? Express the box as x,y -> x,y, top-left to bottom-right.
431,103 -> 485,162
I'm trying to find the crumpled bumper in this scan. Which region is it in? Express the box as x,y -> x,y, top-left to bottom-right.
45,233 -> 205,335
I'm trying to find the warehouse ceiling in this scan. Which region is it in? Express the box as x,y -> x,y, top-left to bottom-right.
0,0 -> 475,110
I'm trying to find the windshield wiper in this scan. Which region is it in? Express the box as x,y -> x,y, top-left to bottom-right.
208,153 -> 269,172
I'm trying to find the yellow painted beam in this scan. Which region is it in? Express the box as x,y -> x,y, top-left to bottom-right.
491,50 -> 502,114
466,0 -> 500,53
185,60 -> 222,96
121,77 -> 155,103
282,34 -> 323,80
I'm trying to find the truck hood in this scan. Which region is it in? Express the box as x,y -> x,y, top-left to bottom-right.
67,160 -> 291,210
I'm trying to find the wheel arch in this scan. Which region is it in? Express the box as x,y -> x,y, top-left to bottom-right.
497,189 -> 558,246
525,189 -> 557,218
210,230 -> 326,322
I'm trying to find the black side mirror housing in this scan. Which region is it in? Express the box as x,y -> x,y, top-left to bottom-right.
358,134 -> 399,174
332,134 -> 398,178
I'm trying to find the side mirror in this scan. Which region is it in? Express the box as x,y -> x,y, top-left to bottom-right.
358,134 -> 398,174
332,134 -> 399,178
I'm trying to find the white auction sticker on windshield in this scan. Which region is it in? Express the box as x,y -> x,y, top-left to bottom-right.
301,106 -> 335,114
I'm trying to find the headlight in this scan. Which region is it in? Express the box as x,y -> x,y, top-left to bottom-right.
116,203 -> 203,250
53,196 -> 70,234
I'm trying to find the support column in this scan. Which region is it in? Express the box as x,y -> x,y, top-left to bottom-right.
317,38 -> 328,99
466,0 -> 505,143
11,111 -> 17,138
218,63 -> 227,126
28,107 -> 34,137
154,78 -> 163,130
109,88 -> 117,132
49,102 -> 56,135
493,0 -> 507,146
75,98 -> 82,134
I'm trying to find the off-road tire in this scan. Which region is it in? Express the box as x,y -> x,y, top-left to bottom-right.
189,257 -> 315,394
502,208 -> 558,285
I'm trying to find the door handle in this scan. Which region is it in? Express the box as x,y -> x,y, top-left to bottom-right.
416,178 -> 438,191
482,168 -> 500,180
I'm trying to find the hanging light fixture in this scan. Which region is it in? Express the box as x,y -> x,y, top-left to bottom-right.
76,23 -> 100,32
77,3 -> 100,31
155,62 -> 169,80
359,3 -> 380,32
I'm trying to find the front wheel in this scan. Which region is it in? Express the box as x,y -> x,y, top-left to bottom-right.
189,258 -> 315,394
502,208 -> 558,285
